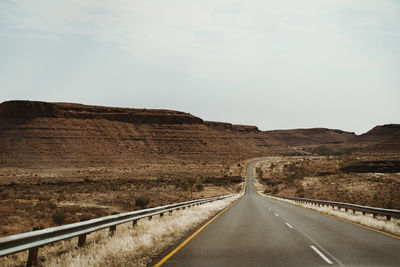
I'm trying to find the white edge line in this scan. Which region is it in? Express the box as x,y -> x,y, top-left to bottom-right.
285,222 -> 294,229
310,245 -> 333,264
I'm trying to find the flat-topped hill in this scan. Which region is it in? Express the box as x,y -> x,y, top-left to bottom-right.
0,100 -> 203,124
0,100 -> 398,169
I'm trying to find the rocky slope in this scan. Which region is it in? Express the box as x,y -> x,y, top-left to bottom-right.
0,101 -> 288,170
0,101 -> 398,170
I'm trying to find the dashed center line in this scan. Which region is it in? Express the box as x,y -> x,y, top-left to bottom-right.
274,213 -> 279,217
285,222 -> 294,229
310,245 -> 333,264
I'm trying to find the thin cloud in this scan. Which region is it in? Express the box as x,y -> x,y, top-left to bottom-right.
1,0 -> 399,134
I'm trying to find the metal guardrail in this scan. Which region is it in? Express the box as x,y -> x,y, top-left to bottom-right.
0,194 -> 236,265
274,196 -> 400,221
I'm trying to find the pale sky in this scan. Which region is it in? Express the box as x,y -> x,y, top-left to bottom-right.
1,0 -> 399,134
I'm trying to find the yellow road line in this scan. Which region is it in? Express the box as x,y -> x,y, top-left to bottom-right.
154,199 -> 240,266
267,196 -> 400,240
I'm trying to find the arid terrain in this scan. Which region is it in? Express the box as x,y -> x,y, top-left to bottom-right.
0,100 -> 399,236
255,155 -> 400,209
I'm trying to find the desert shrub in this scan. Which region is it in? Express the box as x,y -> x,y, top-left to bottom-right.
256,167 -> 263,178
135,197 -> 150,209
53,210 -> 66,225
263,187 -> 271,194
48,201 -> 57,209
296,187 -> 305,198
38,195 -> 51,201
0,191 -> 10,200
94,209 -> 108,218
194,183 -> 204,191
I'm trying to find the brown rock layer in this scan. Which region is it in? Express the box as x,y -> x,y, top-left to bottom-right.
0,100 -> 399,169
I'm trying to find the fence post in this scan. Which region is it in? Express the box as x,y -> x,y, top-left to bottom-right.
109,225 -> 116,236
78,234 -> 86,247
26,247 -> 39,267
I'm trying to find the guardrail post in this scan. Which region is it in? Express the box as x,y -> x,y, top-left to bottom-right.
169,210 -> 173,215
373,213 -> 377,218
78,234 -> 86,247
386,215 -> 391,221
26,247 -> 39,267
160,213 -> 164,218
353,209 -> 356,215
362,211 -> 366,216
109,225 -> 116,236
148,216 -> 152,221
132,220 -> 138,227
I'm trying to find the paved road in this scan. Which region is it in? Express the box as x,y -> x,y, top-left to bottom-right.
158,160 -> 400,266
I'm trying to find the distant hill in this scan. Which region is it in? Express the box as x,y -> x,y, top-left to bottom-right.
263,128 -> 356,147
0,100 -> 398,168
0,100 -> 284,168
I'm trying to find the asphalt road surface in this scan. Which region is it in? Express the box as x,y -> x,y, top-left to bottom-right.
157,160 -> 400,266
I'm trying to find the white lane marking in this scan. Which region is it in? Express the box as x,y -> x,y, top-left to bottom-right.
274,213 -> 279,217
261,196 -> 344,266
285,222 -> 294,229
268,208 -> 272,210
310,245 -> 333,265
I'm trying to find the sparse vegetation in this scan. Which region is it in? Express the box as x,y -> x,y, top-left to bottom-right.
257,156 -> 400,209
270,196 -> 400,235
135,197 -> 150,209
0,195 -> 239,267
194,183 -> 204,191
0,168 -> 242,236
52,210 -> 66,225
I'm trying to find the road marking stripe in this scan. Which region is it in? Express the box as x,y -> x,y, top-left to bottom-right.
265,195 -> 400,241
154,198 -> 240,267
310,245 -> 333,264
314,210 -> 400,240
285,222 -> 293,229
274,213 -> 279,217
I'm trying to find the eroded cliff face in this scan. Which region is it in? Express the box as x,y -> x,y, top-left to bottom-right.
1,101 -> 398,169
0,101 -> 285,169
0,100 -> 203,124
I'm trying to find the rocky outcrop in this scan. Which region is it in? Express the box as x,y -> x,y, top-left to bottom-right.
0,101 -> 284,168
204,121 -> 259,132
0,100 -> 398,169
264,128 -> 357,146
0,100 -> 203,124
359,124 -> 400,140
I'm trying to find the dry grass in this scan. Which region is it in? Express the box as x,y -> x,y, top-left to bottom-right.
0,161 -> 244,237
0,195 -> 240,267
268,196 -> 400,235
256,156 -> 400,209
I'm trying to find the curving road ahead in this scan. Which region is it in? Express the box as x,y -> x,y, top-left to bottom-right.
155,160 -> 400,266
